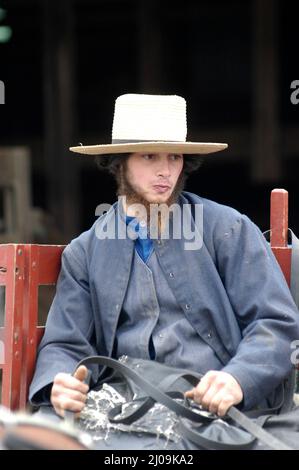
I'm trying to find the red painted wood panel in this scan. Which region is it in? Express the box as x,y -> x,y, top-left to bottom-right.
270,189 -> 291,286
270,189 -> 288,248
0,245 -> 25,409
37,245 -> 65,285
271,247 -> 292,287
0,244 -> 64,410
19,246 -> 64,408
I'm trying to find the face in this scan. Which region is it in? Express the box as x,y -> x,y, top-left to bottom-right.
124,152 -> 184,204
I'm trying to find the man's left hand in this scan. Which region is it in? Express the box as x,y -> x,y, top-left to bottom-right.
185,370 -> 243,417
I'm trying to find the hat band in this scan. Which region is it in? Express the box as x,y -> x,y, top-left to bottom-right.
111,138 -> 185,144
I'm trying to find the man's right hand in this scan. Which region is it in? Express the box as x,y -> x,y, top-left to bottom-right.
50,365 -> 89,418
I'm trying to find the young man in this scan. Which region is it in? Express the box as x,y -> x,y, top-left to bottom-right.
29,94 -> 299,447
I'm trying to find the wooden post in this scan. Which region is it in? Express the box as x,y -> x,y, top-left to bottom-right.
270,189 -> 291,286
270,189 -> 288,247
0,245 -> 25,410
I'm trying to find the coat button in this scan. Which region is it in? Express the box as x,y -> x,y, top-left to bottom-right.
169,272 -> 174,278
207,331 -> 212,338
185,304 -> 191,310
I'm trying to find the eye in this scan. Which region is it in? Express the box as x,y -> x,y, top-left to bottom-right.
169,154 -> 182,161
142,154 -> 153,160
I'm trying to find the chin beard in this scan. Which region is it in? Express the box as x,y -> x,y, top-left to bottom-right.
115,165 -> 186,235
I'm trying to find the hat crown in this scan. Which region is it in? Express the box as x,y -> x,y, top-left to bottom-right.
112,94 -> 187,143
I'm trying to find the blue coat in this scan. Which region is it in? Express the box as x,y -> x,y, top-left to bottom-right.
29,191 -> 299,410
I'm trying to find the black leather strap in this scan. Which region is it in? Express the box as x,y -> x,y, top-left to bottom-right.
227,406 -> 292,450
74,356 -> 214,424
108,368 -> 200,425
108,391 -> 185,425
178,418 -> 256,450
72,356 -> 294,450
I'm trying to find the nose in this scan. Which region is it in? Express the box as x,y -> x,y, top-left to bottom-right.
156,157 -> 171,177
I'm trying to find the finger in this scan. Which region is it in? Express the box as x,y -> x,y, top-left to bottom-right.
53,404 -> 64,418
185,388 -> 195,398
201,382 -> 243,414
52,393 -> 86,413
216,395 -> 235,417
52,385 -> 88,404
206,391 -> 223,415
74,365 -> 88,383
192,372 -> 217,403
55,372 -> 89,394
59,398 -> 86,416
200,384 -> 220,410
185,372 -> 216,401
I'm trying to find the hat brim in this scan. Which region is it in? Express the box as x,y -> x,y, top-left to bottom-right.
69,142 -> 228,156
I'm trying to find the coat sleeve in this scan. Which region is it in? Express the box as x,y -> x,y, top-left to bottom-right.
216,214 -> 299,410
29,243 -> 99,406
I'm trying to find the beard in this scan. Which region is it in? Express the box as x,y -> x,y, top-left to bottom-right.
115,163 -> 186,236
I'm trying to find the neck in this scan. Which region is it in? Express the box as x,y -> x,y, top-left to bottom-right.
121,196 -> 147,220
121,195 -> 177,238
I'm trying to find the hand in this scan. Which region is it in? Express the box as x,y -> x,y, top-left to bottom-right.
50,365 -> 89,418
185,370 -> 243,417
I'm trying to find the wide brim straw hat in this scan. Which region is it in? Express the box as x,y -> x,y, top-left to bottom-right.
69,94 -> 228,156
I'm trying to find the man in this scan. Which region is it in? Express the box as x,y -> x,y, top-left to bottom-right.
29,94 -> 299,446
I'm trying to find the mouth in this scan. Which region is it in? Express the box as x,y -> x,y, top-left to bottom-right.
152,184 -> 171,194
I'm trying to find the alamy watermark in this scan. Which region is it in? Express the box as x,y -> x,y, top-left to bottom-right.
95,196 -> 203,251
290,340 -> 299,366
0,80 -> 4,104
290,80 -> 299,105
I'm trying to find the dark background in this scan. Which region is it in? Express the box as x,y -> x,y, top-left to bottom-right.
0,0 -> 298,243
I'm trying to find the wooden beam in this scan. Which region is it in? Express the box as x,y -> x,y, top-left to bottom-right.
270,188 -> 288,247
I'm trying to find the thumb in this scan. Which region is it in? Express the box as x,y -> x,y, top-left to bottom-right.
185,388 -> 195,398
73,365 -> 88,383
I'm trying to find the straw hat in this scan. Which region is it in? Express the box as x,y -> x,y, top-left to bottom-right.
69,94 -> 228,156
